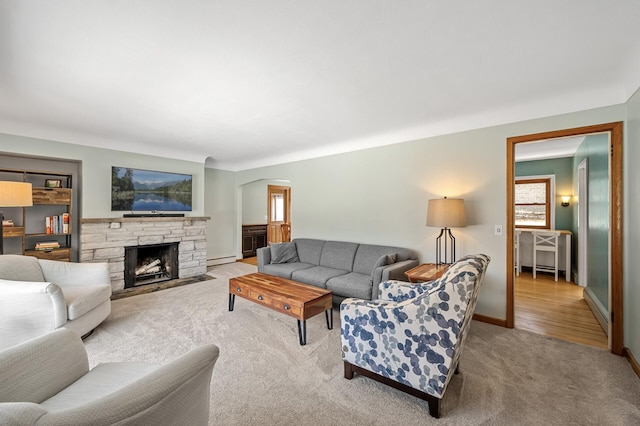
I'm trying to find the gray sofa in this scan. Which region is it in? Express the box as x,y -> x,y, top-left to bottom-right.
257,238 -> 418,302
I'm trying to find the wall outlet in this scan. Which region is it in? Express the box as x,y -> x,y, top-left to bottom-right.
494,225 -> 503,236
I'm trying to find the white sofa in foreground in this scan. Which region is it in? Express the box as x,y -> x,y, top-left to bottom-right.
0,329 -> 219,425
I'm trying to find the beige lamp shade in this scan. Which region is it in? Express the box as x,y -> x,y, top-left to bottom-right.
426,197 -> 466,228
0,181 -> 33,207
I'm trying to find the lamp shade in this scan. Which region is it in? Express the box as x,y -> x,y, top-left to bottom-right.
426,197 -> 466,228
0,181 -> 33,207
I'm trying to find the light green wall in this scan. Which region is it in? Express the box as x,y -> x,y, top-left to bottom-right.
242,181 -> 268,225
624,87 -> 640,359
572,134 -> 610,310
0,134 -> 206,218
515,157 -> 575,232
2,98 -> 638,358
204,167 -> 236,262
231,105 -> 625,320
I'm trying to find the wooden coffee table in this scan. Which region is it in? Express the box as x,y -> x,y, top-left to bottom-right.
228,273 -> 333,346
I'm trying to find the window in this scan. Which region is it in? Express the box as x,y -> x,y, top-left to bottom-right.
515,178 -> 551,229
270,193 -> 284,222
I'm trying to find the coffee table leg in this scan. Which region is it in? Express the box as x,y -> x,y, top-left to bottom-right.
229,293 -> 235,311
325,307 -> 333,330
297,320 -> 306,346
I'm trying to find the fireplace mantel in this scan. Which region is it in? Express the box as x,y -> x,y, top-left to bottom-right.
80,216 -> 210,291
81,216 -> 210,224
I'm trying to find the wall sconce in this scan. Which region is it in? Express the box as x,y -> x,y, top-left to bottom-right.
560,195 -> 571,207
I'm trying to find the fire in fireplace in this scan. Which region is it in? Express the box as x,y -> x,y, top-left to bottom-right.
124,243 -> 179,288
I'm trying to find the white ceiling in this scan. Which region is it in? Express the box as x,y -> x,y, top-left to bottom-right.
1,1 -> 639,171
515,136 -> 585,162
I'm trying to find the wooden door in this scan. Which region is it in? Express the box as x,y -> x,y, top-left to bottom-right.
267,185 -> 291,245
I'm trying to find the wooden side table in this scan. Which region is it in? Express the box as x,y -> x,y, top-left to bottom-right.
405,263 -> 449,283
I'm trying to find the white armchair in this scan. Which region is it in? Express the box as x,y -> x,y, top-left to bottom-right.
0,328 -> 219,425
0,255 -> 112,350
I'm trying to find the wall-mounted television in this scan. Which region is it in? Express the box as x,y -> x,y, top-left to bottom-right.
111,167 -> 193,212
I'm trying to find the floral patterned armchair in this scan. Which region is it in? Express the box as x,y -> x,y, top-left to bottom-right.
340,254 -> 490,418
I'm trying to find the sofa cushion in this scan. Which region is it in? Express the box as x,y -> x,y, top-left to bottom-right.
0,255 -> 45,282
326,272 -> 375,300
63,285 -> 113,320
319,241 -> 358,271
262,263 -> 314,280
270,242 -> 299,264
293,239 -> 325,265
291,266 -> 347,288
352,245 -> 401,276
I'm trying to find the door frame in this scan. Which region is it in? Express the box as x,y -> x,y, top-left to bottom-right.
577,158 -> 588,288
506,121 -> 623,355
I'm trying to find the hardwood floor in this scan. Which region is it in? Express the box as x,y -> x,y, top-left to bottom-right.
239,256 -> 257,266
515,270 -> 608,349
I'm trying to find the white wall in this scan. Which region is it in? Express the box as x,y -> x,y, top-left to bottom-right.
624,87 -> 640,359
232,105 -> 626,321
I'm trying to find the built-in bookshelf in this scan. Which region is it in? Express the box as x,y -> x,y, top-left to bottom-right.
0,168 -> 73,262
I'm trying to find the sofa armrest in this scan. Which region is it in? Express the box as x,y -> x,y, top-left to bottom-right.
0,329 -> 89,403
257,247 -> 271,272
39,344 -> 220,425
39,260 -> 111,289
375,259 -> 419,285
0,280 -> 68,350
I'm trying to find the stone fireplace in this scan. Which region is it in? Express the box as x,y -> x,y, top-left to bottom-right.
80,216 -> 209,292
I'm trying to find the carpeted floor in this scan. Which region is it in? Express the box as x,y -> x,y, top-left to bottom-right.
83,262 -> 640,425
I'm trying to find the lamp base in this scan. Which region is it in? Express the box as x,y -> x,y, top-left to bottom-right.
435,227 -> 456,265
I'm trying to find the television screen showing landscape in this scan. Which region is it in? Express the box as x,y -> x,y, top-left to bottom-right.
111,167 -> 193,211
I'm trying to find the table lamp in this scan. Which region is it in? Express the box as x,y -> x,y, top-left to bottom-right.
426,197 -> 467,265
0,181 -> 33,254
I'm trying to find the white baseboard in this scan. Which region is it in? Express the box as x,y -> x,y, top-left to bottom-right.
207,256 -> 237,266
583,287 -> 608,335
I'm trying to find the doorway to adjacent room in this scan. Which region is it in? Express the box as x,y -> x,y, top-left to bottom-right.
506,122 -> 623,355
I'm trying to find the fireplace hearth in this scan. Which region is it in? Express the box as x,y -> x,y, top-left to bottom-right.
125,243 -> 179,288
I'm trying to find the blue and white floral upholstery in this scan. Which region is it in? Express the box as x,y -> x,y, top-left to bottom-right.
340,254 -> 490,418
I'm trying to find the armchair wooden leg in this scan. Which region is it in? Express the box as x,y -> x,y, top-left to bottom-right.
428,398 -> 441,418
344,361 -> 354,379
342,360 -> 442,418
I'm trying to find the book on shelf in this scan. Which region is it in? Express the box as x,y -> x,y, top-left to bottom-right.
2,219 -> 14,227
35,241 -> 61,250
45,213 -> 70,234
62,213 -> 69,233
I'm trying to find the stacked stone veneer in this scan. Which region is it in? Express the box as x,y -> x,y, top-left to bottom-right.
80,217 -> 209,292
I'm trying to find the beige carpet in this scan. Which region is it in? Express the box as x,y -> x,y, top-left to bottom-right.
83,262 -> 640,425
